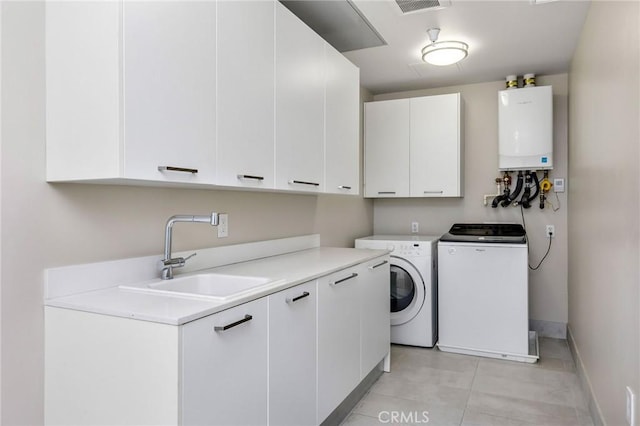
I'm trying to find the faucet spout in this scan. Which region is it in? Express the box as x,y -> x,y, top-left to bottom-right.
161,212 -> 220,280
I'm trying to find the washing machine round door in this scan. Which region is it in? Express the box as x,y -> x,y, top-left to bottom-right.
389,256 -> 426,326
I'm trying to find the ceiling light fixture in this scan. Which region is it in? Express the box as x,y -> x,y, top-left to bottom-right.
421,28 -> 468,66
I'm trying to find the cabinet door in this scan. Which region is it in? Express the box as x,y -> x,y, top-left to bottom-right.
123,2 -> 216,183
359,257 -> 390,378
268,281 -> 317,426
364,99 -> 411,197
410,94 -> 462,197
181,298 -> 268,426
216,0 -> 275,189
324,46 -> 360,195
317,268 -> 361,422
275,2 -> 325,192
46,1 -> 122,181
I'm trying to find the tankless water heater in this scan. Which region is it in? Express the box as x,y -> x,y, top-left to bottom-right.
498,86 -> 553,171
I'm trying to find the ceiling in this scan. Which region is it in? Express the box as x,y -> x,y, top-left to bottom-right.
285,0 -> 592,94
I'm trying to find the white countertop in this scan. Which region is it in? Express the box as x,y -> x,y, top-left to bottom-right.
45,246 -> 388,325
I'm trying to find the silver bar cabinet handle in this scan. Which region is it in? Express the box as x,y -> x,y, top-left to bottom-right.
378,191 -> 396,195
158,166 -> 198,174
423,190 -> 444,194
338,185 -> 352,190
369,260 -> 389,270
214,314 -> 253,332
331,273 -> 358,286
286,291 -> 310,304
288,180 -> 320,187
237,174 -> 265,181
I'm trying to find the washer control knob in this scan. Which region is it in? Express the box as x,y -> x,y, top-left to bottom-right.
387,244 -> 395,252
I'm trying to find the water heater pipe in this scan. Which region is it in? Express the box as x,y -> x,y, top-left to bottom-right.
501,171 -> 524,207
483,179 -> 502,206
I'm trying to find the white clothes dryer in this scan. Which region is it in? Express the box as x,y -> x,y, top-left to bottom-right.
355,235 -> 438,347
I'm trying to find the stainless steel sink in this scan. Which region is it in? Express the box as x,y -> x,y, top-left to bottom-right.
120,273 -> 279,301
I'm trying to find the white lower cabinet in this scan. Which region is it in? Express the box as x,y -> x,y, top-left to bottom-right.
182,298 -> 268,426
359,258 -> 391,378
317,267 -> 362,422
45,255 -> 390,426
268,281 -> 317,426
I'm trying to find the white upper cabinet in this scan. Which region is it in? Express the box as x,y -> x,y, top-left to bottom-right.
216,0 -> 275,189
123,2 -> 217,183
324,47 -> 360,195
46,1 -> 123,181
46,1 -> 216,184
46,1 -> 360,195
274,2 -> 325,193
364,93 -> 463,198
364,99 -> 411,197
410,94 -> 463,197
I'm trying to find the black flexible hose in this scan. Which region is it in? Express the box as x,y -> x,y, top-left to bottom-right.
527,171 -> 540,203
501,171 -> 524,207
520,172 -> 532,209
492,193 -> 507,208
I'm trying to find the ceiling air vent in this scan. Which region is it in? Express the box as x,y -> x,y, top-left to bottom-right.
395,0 -> 451,14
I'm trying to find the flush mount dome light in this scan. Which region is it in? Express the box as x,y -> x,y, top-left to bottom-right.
421,28 -> 468,66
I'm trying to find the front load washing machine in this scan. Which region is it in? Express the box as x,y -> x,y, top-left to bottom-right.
355,235 -> 438,347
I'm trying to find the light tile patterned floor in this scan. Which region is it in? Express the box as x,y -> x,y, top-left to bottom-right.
341,338 -> 594,426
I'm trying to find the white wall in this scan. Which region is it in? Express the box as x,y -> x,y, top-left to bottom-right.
0,3 -> 373,424
371,74 -> 569,333
568,2 -> 640,425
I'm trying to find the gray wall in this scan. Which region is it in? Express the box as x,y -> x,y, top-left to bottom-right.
372,74 -> 569,332
568,1 -> 640,425
0,3 -> 373,424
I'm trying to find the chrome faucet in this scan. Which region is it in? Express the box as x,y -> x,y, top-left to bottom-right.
161,213 -> 220,280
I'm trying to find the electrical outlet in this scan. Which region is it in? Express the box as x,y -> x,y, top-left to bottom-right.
546,225 -> 555,238
627,386 -> 636,426
411,222 -> 419,234
553,178 -> 565,193
217,213 -> 229,238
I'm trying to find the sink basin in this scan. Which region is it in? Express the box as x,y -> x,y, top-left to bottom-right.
150,274 -> 271,298
120,273 -> 278,301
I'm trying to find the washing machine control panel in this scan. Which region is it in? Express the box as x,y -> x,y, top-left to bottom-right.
393,243 -> 425,257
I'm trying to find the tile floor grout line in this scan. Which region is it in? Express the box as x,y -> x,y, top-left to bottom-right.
457,351 -> 480,426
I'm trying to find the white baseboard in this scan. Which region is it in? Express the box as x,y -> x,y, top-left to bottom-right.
567,326 -> 606,426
